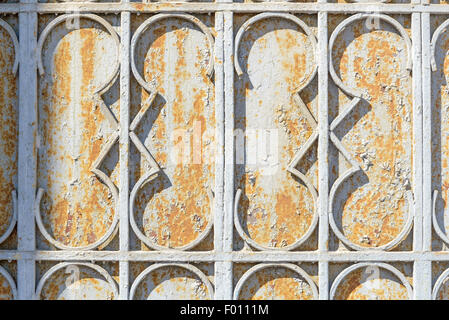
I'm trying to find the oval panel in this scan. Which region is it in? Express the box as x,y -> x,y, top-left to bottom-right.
331,18 -> 413,249
37,18 -> 119,248
131,17 -> 215,249
234,16 -> 317,249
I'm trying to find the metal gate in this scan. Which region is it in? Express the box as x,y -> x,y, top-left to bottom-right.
0,0 -> 449,300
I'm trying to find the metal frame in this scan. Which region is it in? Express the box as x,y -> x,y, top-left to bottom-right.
0,0 -> 449,300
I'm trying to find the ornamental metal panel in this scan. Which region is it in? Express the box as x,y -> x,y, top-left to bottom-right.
0,0 -> 448,300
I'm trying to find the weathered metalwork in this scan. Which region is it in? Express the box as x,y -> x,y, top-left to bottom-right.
1,0 -> 449,301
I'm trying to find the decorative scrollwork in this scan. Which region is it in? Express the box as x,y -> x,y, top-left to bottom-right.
430,20 -> 449,247
233,12 -> 318,251
330,262 -> 413,300
35,262 -> 118,300
432,268 -> 449,300
233,263 -> 318,300
0,19 -> 18,246
0,19 -> 19,75
0,265 -> 17,300
129,263 -> 214,300
328,13 -> 414,251
35,14 -> 120,250
129,13 -> 215,251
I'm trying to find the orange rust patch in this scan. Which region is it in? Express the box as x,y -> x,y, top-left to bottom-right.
132,266 -> 211,300
38,24 -> 118,248
333,268 -> 408,300
0,26 -> 17,240
332,20 -> 412,248
237,267 -> 315,300
234,17 -> 317,248
39,267 -> 115,300
132,17 -> 215,249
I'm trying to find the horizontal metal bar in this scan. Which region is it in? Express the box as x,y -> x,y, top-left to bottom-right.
0,3 -> 448,15
2,250 -> 449,262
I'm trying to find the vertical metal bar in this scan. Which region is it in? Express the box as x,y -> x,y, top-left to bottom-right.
421,11 -> 433,299
223,10 -> 234,300
411,10 -> 428,300
17,6 -> 37,300
119,10 -> 130,301
412,11 -> 423,257
318,8 -> 329,300
213,11 -> 227,300
422,12 -> 432,255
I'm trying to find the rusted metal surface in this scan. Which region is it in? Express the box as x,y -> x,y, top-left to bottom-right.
430,15 -> 449,251
130,263 -> 214,300
234,14 -> 318,250
331,264 -> 411,300
36,262 -> 118,300
0,263 -> 16,300
130,14 -> 215,250
36,16 -> 120,250
329,15 -> 413,250
0,18 -> 18,250
2,1 -> 449,301
234,264 -> 318,300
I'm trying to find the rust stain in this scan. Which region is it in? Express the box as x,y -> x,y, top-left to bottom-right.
38,22 -> 118,248
333,267 -> 408,300
0,25 -> 17,243
431,17 -> 449,244
0,273 -> 14,300
132,17 -> 215,249
39,265 -> 116,300
132,265 -> 211,300
332,19 -> 412,248
237,266 -> 315,300
235,16 -> 317,248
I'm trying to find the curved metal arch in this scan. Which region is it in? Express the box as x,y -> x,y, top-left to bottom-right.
35,262 -> 118,300
34,176 -> 119,251
130,13 -> 215,96
129,263 -> 214,300
0,19 -> 19,75
431,190 -> 449,247
129,174 -> 214,251
0,265 -> 17,300
430,18 -> 449,72
0,21 -> 19,245
0,190 -> 17,246
0,20 -> 19,246
329,187 -> 414,251
329,262 -> 413,300
234,186 -> 318,251
233,12 -> 317,93
429,21 -> 449,247
36,13 -> 120,96
432,267 -> 449,300
329,13 -> 412,98
233,263 -> 319,300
